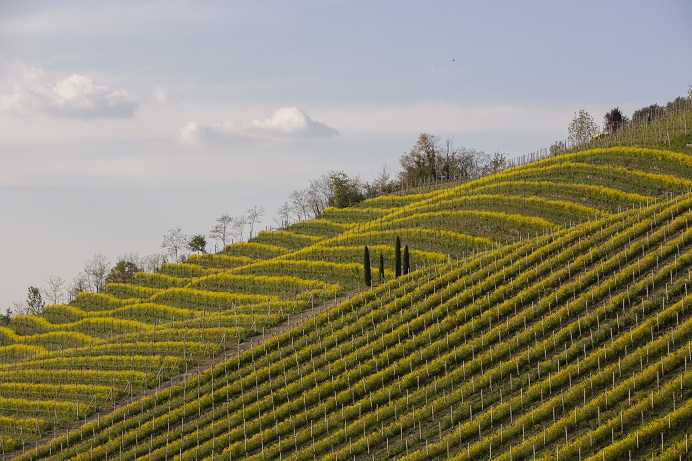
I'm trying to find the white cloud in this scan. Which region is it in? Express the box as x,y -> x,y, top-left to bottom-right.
175,106 -> 339,146
0,63 -> 138,119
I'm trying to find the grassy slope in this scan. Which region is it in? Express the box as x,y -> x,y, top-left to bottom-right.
2,111 -> 692,458
10,185 -> 692,460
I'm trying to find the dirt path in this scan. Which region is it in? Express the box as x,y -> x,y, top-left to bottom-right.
5,289 -> 360,460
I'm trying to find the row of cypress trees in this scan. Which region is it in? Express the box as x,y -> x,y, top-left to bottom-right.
364,236 -> 410,287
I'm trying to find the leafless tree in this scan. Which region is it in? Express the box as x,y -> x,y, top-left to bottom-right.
288,188 -> 311,222
307,175 -> 332,216
209,213 -> 234,249
398,134 -> 494,184
246,206 -> 265,239
68,271 -> 89,301
370,164 -> 394,195
11,300 -> 28,315
161,227 -> 189,262
274,202 -> 293,229
118,252 -> 147,270
143,253 -> 167,273
230,215 -> 248,242
42,275 -> 66,305
84,253 -> 111,292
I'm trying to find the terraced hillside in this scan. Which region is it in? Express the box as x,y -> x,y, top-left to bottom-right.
3,146 -> 692,459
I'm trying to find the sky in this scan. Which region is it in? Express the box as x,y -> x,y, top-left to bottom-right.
1,0 -> 691,310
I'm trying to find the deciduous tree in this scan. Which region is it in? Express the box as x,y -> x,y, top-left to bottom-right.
399,133 -> 441,184
246,206 -> 265,239
209,213 -> 233,249
161,228 -> 188,262
42,275 -> 66,305
26,286 -> 45,315
550,140 -> 567,156
274,202 -> 293,229
568,109 -> 598,147
488,152 -> 507,174
68,272 -> 89,301
230,215 -> 248,242
84,253 -> 110,293
287,188 -> 311,222
142,253 -> 166,273
105,260 -> 141,285
399,134 -> 489,184
367,164 -> 397,196
327,172 -> 365,208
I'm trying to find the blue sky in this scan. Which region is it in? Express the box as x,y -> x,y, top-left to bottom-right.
1,0 -> 691,309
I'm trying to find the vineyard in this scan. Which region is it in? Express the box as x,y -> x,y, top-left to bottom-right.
3,144 -> 692,459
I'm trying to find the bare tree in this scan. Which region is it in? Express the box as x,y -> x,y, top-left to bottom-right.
11,300 -> 28,315
274,202 -> 293,229
398,134 -> 489,184
42,275 -> 66,305
68,271 -> 89,301
118,252 -> 146,270
286,179 -> 330,222
246,206 -> 265,239
209,213 -> 233,249
84,253 -> 111,292
228,215 -> 247,242
455,146 -> 485,179
550,140 -> 567,156
161,228 -> 189,262
307,176 -> 332,216
143,253 -> 166,273
288,188 -> 311,222
370,164 -> 395,195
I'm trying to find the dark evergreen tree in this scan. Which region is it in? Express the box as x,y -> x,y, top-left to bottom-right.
379,252 -> 385,284
403,245 -> 410,275
603,107 -> 628,132
363,246 -> 372,287
394,236 -> 402,278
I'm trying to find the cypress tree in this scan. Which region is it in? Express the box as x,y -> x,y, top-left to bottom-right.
364,246 -> 372,287
403,245 -> 410,275
379,252 -> 385,284
395,236 -> 402,278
